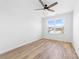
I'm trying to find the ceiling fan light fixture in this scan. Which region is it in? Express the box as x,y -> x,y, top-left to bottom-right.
35,0 -> 58,12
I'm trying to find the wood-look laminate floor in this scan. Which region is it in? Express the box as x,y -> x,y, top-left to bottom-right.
0,39 -> 78,59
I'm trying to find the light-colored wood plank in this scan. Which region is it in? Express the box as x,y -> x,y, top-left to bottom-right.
0,39 -> 78,59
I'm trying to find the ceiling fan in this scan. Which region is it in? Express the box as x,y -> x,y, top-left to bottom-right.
36,0 -> 58,12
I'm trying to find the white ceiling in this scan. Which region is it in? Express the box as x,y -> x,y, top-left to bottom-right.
0,0 -> 76,17
35,0 -> 75,16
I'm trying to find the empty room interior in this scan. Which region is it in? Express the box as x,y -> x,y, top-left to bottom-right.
0,0 -> 79,59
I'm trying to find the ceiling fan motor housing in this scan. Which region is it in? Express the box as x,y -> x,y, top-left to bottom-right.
44,4 -> 48,9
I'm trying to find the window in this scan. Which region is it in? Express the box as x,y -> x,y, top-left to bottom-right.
48,18 -> 64,34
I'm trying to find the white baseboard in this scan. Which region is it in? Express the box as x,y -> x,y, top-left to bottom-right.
42,37 -> 72,43
72,42 -> 79,58
0,37 -> 42,54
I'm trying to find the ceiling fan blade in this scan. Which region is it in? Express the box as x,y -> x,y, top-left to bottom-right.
48,2 -> 58,8
47,9 -> 55,12
39,0 -> 45,7
35,8 -> 44,10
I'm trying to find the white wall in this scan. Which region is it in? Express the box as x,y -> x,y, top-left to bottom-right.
73,0 -> 79,57
0,0 -> 42,54
42,12 -> 73,42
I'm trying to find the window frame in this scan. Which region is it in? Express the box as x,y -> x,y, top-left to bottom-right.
48,18 -> 64,34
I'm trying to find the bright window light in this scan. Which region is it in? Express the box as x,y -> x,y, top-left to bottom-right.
48,18 -> 64,34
